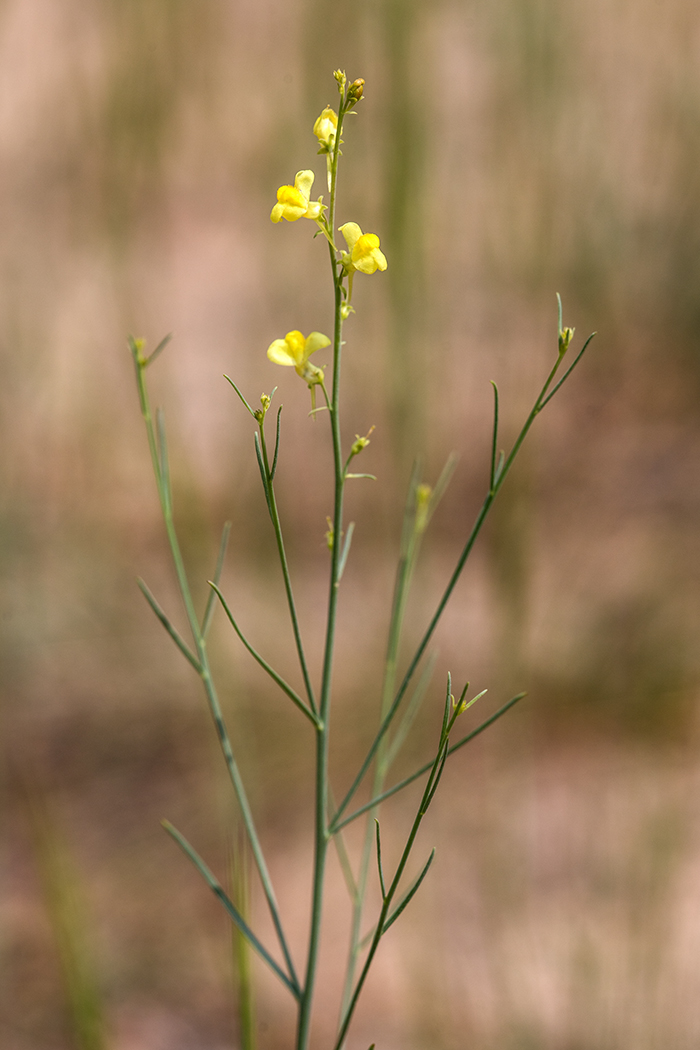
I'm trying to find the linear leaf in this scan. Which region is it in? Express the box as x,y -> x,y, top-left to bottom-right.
224,374 -> 257,418
137,578 -> 201,672
146,332 -> 173,367
162,821 -> 299,999
202,521 -> 231,639
209,583 -> 319,727
271,406 -> 282,481
382,848 -> 435,934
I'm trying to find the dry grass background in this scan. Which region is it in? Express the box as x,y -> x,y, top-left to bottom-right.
2,0 -> 700,1047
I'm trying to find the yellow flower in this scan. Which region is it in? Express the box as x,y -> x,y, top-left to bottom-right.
271,170 -> 324,223
267,330 -> 330,385
313,106 -> 338,151
339,222 -> 388,274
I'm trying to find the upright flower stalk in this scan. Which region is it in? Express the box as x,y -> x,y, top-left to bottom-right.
131,71 -> 595,1050
297,74 -> 356,1050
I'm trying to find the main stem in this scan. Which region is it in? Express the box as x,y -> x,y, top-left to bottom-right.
295,92 -> 348,1050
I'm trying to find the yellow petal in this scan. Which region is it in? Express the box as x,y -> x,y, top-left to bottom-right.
294,170 -> 315,201
352,233 -> 387,274
304,331 -> 331,356
267,339 -> 296,365
313,106 -> 338,147
271,184 -> 308,222
283,330 -> 307,366
339,222 -> 362,251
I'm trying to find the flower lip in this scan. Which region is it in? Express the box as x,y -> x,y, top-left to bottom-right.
339,222 -> 387,274
267,330 -> 331,381
271,170 -> 324,223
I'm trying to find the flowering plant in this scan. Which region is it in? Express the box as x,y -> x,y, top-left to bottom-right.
129,70 -> 594,1050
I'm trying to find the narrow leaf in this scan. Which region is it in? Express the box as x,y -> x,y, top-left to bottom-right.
224,374 -> 257,418
146,332 -> 173,367
202,521 -> 232,638
540,332 -> 596,410
254,431 -> 274,518
490,381 -> 499,491
137,578 -> 201,672
270,406 -> 283,481
331,693 -> 527,834
382,848 -> 436,934
209,582 -> 319,727
374,820 -> 386,900
441,673 -> 452,737
162,821 -> 299,999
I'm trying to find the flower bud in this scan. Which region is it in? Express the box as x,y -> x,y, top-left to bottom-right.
558,326 -> 575,356
313,106 -> 338,151
347,78 -> 365,105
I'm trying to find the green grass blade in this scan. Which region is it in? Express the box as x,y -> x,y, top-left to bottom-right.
383,651 -> 437,771
424,452 -> 458,529
228,836 -> 257,1050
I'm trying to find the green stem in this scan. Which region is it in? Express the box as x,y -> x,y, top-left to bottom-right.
295,83 -> 349,1050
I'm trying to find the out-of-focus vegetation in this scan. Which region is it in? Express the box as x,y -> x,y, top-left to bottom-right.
2,0 -> 700,1047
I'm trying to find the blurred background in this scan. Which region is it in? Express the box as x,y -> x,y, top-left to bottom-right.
3,0 -> 700,1047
